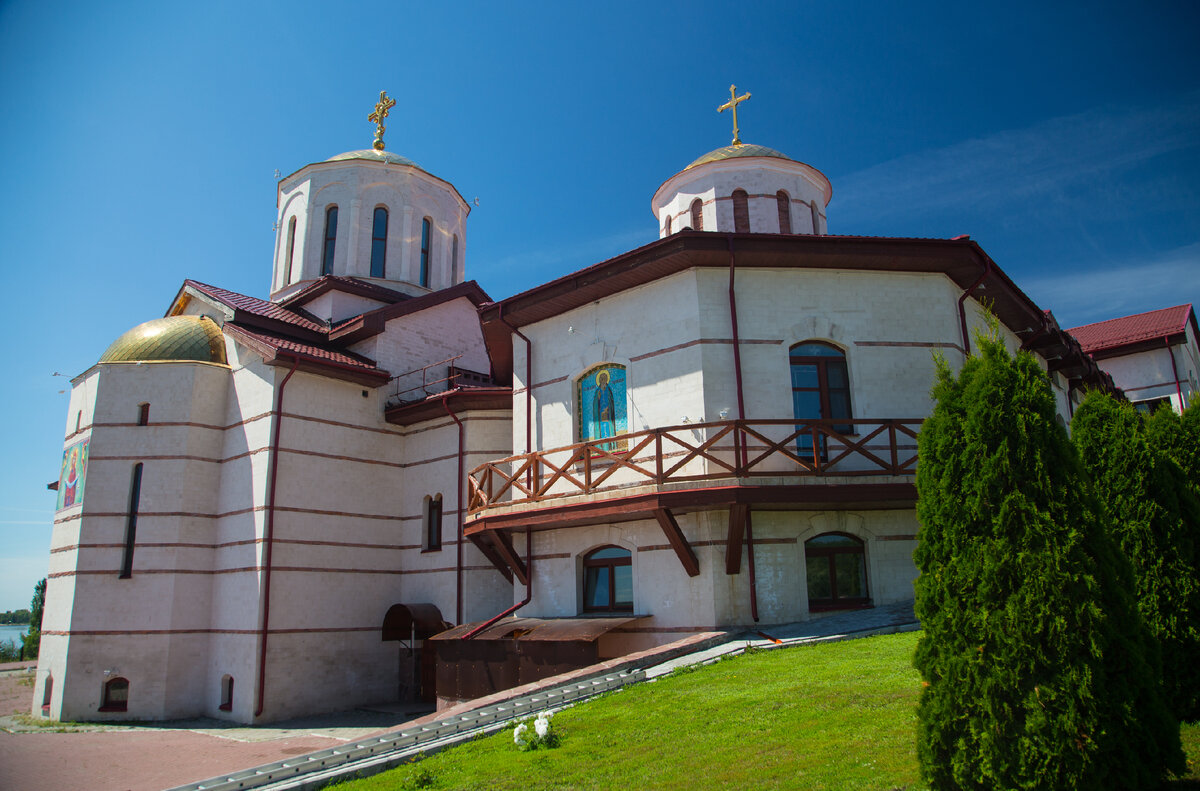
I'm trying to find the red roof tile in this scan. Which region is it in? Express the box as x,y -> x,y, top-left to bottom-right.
223,323 -> 384,374
1067,305 -> 1193,353
186,280 -> 327,332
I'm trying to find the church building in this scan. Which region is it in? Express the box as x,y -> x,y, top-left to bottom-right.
36,90 -> 1115,723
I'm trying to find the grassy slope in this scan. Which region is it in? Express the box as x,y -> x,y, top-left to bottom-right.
334,631 -> 1200,791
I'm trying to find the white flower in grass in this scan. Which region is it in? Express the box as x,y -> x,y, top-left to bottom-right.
534,713 -> 550,739
513,722 -> 528,746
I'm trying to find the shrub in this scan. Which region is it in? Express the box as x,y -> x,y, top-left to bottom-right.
913,328 -> 1183,789
1072,391 -> 1200,722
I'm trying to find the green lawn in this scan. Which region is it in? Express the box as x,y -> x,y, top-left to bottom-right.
332,631 -> 1200,790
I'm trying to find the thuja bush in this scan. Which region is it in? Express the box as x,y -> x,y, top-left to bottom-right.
913,328 -> 1183,790
1146,399 -> 1200,495
1073,391 -> 1200,722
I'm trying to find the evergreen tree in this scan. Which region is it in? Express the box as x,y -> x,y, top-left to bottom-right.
1074,392 -> 1200,722
913,329 -> 1183,790
1145,399 -> 1200,495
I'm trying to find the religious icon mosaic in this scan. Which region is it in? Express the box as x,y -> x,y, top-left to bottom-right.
577,364 -> 628,452
57,439 -> 89,511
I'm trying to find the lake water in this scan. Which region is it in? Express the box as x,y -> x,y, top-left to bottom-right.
0,624 -> 29,647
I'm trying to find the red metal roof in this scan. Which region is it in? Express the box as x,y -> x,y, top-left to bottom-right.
1067,304 -> 1193,353
222,323 -> 388,384
278,275 -> 412,308
185,280 -> 327,332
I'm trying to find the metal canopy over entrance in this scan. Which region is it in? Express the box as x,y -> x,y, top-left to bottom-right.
429,615 -> 644,702
381,603 -> 451,704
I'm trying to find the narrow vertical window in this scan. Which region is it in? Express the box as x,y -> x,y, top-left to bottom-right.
690,199 -> 703,231
41,675 -> 52,716
810,202 -> 821,235
420,218 -> 431,287
777,191 -> 792,234
424,494 -> 442,551
100,677 -> 129,712
75,412 -> 81,432
137,403 -> 150,426
790,342 -> 853,459
119,463 -> 143,579
370,207 -> 388,278
451,234 -> 459,283
664,215 -> 672,235
219,675 -> 234,711
284,217 -> 297,284
732,189 -> 750,233
321,206 -> 338,276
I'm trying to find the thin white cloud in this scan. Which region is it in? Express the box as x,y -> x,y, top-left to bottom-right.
835,93 -> 1200,223
1023,242 -> 1200,328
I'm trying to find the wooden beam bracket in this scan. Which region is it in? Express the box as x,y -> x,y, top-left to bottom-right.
654,508 -> 700,577
726,503 -> 748,575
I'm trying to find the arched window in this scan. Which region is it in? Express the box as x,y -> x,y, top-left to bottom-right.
805,533 -> 869,610
420,217 -> 432,287
424,494 -> 443,551
732,189 -> 750,233
219,675 -> 234,711
321,206 -> 338,276
370,207 -> 388,278
790,342 -> 853,458
810,202 -> 821,235
119,463 -> 143,579
75,412 -> 81,432
284,217 -> 297,284
577,364 -> 627,451
664,214 -> 672,235
690,199 -> 704,231
100,677 -> 129,712
41,675 -> 52,716
583,546 -> 633,612
777,191 -> 792,234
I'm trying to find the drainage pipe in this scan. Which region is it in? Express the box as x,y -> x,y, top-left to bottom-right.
957,256 -> 991,357
1166,337 -> 1184,407
497,303 -> 533,484
255,355 -> 299,718
442,391 -> 466,625
727,238 -> 746,470
745,508 -> 759,622
462,527 -> 532,639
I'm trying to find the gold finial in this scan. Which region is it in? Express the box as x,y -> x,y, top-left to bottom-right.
717,85 -> 751,146
368,90 -> 397,151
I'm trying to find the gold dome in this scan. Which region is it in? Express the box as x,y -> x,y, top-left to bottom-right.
685,143 -> 792,170
326,149 -> 419,167
99,316 -> 227,365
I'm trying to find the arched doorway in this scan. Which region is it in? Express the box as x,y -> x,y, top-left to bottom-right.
805,533 -> 870,611
382,603 -> 451,703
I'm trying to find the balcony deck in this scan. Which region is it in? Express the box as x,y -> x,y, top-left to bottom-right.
466,418 -> 921,524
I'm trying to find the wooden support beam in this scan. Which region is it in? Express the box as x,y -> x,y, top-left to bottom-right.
467,533 -> 513,584
726,503 -> 748,575
654,508 -> 700,577
489,529 -> 529,587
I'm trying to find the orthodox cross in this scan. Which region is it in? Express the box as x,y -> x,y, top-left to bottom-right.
368,91 -> 397,151
717,85 -> 751,146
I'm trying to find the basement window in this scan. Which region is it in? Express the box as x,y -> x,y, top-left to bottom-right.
100,677 -> 129,712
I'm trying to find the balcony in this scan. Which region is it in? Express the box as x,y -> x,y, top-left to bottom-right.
466,418 -> 922,519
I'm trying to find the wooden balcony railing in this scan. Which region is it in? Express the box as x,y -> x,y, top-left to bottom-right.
466,418 -> 922,515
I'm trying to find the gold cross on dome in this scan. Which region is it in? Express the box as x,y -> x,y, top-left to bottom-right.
717,85 -> 751,146
368,90 -> 397,151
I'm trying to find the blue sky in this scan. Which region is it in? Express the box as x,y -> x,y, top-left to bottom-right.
1,0 -> 1198,610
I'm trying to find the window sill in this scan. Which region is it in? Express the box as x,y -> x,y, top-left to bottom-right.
98,705 -> 128,713
218,703 -> 232,712
420,547 -> 442,554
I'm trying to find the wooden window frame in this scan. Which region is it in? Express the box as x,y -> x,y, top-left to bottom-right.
805,532 -> 871,611
321,206 -> 338,276
582,545 -> 633,613
790,342 -> 853,434
370,207 -> 388,278
420,217 -> 432,287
